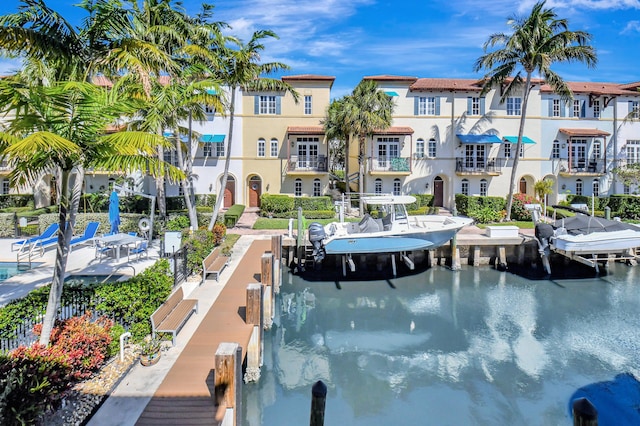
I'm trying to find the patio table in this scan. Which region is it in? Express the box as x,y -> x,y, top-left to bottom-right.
94,233 -> 144,261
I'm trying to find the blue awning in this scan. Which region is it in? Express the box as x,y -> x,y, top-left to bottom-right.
385,91 -> 399,97
457,134 -> 502,144
200,134 -> 225,143
503,136 -> 536,144
206,88 -> 217,95
163,131 -> 173,138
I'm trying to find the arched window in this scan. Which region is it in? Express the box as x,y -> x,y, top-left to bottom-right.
461,179 -> 469,196
270,138 -> 279,157
393,178 -> 401,195
593,179 -> 599,197
375,178 -> 383,195
480,179 -> 488,196
295,178 -> 302,196
416,139 -> 425,158
576,179 -> 583,196
313,178 -> 321,197
428,139 -> 437,158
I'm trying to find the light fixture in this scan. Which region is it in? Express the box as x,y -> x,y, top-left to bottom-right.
561,144 -> 566,149
561,184 -> 566,190
425,182 -> 430,189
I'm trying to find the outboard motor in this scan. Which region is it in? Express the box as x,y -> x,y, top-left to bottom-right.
535,223 -> 554,254
308,222 -> 326,262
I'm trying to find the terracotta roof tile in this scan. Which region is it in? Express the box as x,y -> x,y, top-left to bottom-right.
287,125 -> 325,135
91,75 -> 113,87
375,126 -> 414,135
410,78 -> 483,92
363,75 -> 418,82
541,81 -> 638,96
559,128 -> 610,137
282,74 -> 335,82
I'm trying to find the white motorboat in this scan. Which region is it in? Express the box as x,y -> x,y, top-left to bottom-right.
307,195 -> 473,267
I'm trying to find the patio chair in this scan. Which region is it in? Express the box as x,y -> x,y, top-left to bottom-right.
70,221 -> 100,250
128,240 -> 148,262
95,232 -> 115,260
12,223 -> 59,251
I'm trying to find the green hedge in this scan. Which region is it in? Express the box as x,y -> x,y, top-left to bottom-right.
260,194 -> 335,219
455,194 -> 505,216
0,194 -> 33,209
602,195 -> 640,220
223,204 -> 245,227
260,194 -> 295,215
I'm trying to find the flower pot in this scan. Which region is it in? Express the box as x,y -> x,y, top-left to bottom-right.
140,352 -> 161,366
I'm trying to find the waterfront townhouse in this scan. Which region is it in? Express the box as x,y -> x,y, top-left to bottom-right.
241,75 -> 334,206
359,76 -> 542,210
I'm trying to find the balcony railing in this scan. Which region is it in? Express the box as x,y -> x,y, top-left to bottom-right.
455,157 -> 503,174
557,158 -> 605,174
287,155 -> 328,172
369,156 -> 411,172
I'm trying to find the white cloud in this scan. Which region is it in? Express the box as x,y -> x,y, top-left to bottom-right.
621,20 -> 640,33
0,58 -> 22,75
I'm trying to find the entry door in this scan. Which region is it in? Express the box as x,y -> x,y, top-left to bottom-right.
519,178 -> 527,194
434,177 -> 444,207
223,178 -> 235,208
249,177 -> 261,208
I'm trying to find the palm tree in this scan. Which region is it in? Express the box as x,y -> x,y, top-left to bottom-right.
322,96 -> 351,191
207,30 -> 297,230
474,0 -> 596,220
0,79 -> 183,345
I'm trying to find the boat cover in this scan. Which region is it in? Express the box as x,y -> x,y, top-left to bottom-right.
554,214 -> 640,236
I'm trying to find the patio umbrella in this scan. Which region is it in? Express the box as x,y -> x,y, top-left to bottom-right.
109,190 -> 120,234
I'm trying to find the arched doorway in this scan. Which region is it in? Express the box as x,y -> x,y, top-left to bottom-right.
248,176 -> 261,208
223,176 -> 235,208
433,176 -> 444,207
519,177 -> 527,194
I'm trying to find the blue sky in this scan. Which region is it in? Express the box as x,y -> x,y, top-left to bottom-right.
1,0 -> 639,98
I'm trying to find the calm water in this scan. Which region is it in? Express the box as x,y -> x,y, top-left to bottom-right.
243,262 -> 640,425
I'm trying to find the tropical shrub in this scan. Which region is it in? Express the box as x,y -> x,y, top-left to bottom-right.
182,229 -> 218,275
166,214 -> 190,231
467,206 -> 504,224
510,193 -> 538,221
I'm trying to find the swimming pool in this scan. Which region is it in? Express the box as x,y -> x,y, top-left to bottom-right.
0,262 -> 41,282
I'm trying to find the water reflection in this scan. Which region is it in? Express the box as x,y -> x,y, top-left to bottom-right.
245,263 -> 640,425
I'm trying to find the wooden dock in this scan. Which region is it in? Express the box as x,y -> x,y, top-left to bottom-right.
136,239 -> 270,425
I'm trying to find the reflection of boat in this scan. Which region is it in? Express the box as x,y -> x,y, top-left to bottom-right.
307,195 -> 473,269
532,205 -> 640,273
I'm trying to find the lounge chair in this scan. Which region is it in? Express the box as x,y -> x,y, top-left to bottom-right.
12,223 -> 59,251
70,221 -> 100,250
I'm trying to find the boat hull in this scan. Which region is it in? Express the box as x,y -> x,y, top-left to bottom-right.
552,230 -> 640,253
323,228 -> 460,255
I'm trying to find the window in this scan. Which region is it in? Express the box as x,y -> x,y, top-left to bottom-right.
593,179 -> 599,197
593,100 -> 601,118
630,101 -> 640,119
467,97 -> 484,115
304,95 -> 312,115
428,139 -> 437,158
465,145 -> 485,169
480,179 -> 488,196
270,139 -> 278,157
375,178 -> 383,195
257,138 -> 266,157
294,178 -> 302,196
592,140 -> 601,159
393,178 -> 401,195
256,95 -> 279,115
572,100 -> 583,118
627,140 -> 640,164
216,141 -> 225,157
552,99 -> 561,117
1,180 -> 8,195
416,97 -> 439,115
376,137 -> 400,169
504,142 -> 512,159
203,143 -> 212,157
507,97 -> 521,115
571,139 -> 587,169
296,137 -> 320,168
178,185 -> 184,196
461,179 -> 469,196
552,140 -> 560,159
576,179 -> 583,196
416,139 -> 425,158
313,178 -> 321,196
624,183 -> 630,195
205,104 -> 215,115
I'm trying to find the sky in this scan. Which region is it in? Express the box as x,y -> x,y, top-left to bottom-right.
1,0 -> 639,98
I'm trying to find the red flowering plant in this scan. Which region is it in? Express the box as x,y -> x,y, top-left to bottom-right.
511,193 -> 538,221
33,311 -> 113,380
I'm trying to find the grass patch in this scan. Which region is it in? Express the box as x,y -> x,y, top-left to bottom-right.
220,233 -> 241,252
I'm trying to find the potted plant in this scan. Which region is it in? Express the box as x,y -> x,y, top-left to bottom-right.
139,336 -> 163,366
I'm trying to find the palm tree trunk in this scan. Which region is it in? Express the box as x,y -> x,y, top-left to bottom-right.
176,119 -> 198,229
39,168 -> 84,346
358,135 -> 365,215
209,86 -> 236,231
156,129 -> 166,217
505,73 -> 533,221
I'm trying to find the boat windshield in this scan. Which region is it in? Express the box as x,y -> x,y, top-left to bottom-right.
394,203 -> 408,223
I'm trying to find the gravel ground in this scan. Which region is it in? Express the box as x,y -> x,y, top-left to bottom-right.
40,347 -> 138,426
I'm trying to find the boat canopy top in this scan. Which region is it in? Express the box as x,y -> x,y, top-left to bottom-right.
361,195 -> 416,206
554,214 -> 640,235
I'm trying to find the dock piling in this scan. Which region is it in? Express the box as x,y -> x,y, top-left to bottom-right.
215,342 -> 242,426
244,283 -> 263,383
572,397 -> 598,426
310,380 -> 327,426
261,253 -> 274,329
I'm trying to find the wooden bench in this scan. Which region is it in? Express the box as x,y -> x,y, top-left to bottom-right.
202,247 -> 230,282
151,287 -> 198,346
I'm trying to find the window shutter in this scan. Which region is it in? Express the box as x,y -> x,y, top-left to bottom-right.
480,97 -> 486,115
548,99 -> 553,117
276,96 -> 282,115
414,97 -> 419,115
581,101 -> 586,118
435,97 -> 441,115
560,102 -> 565,117
467,97 -> 472,115
254,96 -> 259,114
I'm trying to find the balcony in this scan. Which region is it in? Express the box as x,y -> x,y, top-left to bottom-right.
286,155 -> 328,174
369,156 -> 411,174
455,157 -> 503,176
557,158 -> 605,176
